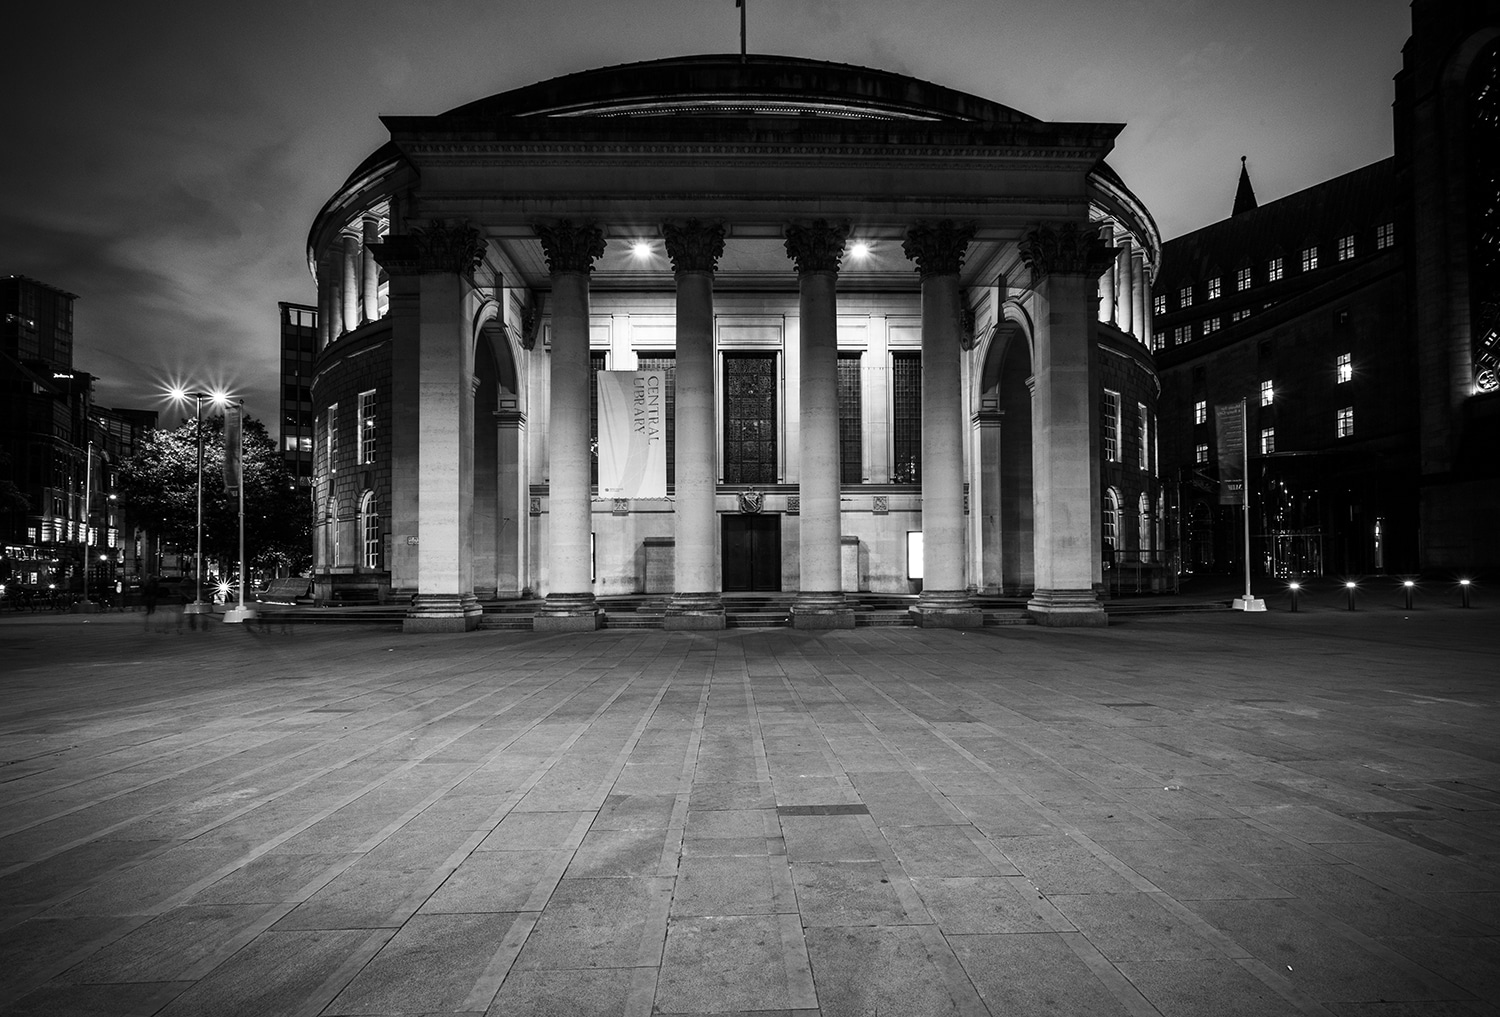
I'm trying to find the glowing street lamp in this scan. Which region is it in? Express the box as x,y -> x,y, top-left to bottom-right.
1402,579 -> 1416,611
169,387 -> 228,617
1287,580 -> 1300,613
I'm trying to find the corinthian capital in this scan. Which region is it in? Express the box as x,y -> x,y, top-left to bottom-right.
1017,222 -> 1117,281
662,219 -> 727,274
783,220 -> 850,275
532,220 -> 606,274
368,220 -> 487,276
902,220 -> 977,279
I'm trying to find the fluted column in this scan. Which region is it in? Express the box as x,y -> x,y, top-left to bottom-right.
1019,222 -> 1116,627
1130,250 -> 1147,342
785,220 -> 854,629
341,233 -> 360,334
663,220 -> 727,629
368,220 -> 489,632
1097,224 -> 1115,324
318,253 -> 336,347
361,217 -> 380,323
1114,232 -> 1134,336
533,220 -> 606,630
903,221 -> 982,627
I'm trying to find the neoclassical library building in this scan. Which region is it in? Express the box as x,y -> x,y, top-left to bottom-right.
306,56 -> 1162,631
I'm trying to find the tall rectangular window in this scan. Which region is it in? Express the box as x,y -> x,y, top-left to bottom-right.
1336,352 -> 1352,383
1336,406 -> 1354,437
1207,277 -> 1222,300
1102,389 -> 1122,463
1178,285 -> 1193,309
1236,266 -> 1252,291
1301,246 -> 1319,271
1376,222 -> 1395,249
357,389 -> 376,465
1260,379 -> 1274,406
837,353 -> 863,484
588,351 -> 607,486
1138,402 -> 1149,471
1268,257 -> 1284,281
1175,325 -> 1191,345
722,353 -> 778,484
1194,400 -> 1206,426
1338,235 -> 1355,261
1260,427 -> 1275,455
636,353 -> 677,486
1153,294 -> 1166,316
1196,442 -> 1209,465
891,352 -> 922,483
327,402 -> 338,472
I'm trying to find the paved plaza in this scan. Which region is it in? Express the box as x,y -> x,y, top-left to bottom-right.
0,598 -> 1497,1016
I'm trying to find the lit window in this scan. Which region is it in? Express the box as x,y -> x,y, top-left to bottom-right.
327,403 -> 339,472
1336,406 -> 1354,437
357,389 -> 377,465
1138,402 -> 1149,471
1203,317 -> 1222,335
1175,325 -> 1191,345
1260,427 -> 1275,455
1207,277 -> 1222,300
1196,442 -> 1209,465
1154,294 -> 1166,316
1102,390 -> 1122,463
1338,235 -> 1355,261
1232,309 -> 1251,323
1178,285 -> 1193,308
1301,246 -> 1319,271
360,491 -> 381,569
1260,379 -> 1274,406
1236,267 -> 1252,292
1194,400 -> 1207,425
1268,257 -> 1284,281
1337,352 -> 1352,384
1102,487 -> 1120,551
1376,222 -> 1395,250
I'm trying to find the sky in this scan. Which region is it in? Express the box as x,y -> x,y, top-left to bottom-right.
1,0 -> 1412,425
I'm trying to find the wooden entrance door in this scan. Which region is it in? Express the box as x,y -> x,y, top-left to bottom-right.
721,515 -> 781,591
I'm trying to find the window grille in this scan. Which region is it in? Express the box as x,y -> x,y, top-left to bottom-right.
891,352 -> 922,483
837,353 -> 863,484
722,353 -> 778,484
636,353 -> 677,486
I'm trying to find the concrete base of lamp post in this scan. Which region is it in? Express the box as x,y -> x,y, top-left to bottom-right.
1232,596 -> 1267,612
222,606 -> 258,624
184,602 -> 214,616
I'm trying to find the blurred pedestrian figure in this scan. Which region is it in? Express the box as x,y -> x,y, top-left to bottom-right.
143,575 -> 160,631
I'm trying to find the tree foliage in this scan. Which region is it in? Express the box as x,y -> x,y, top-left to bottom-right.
119,414 -> 311,573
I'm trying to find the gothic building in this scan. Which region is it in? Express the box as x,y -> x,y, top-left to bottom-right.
305,56 -> 1163,631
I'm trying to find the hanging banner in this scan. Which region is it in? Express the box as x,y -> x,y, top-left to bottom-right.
597,371 -> 666,499
1214,400 -> 1245,506
222,403 -> 243,496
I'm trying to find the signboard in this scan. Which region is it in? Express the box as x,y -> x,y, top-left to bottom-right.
597,371 -> 666,499
1214,401 -> 1245,506
222,403 -> 243,496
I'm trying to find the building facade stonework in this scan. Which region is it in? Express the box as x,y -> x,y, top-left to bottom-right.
305,56 -> 1163,631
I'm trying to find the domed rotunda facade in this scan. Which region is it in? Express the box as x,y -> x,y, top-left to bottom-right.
306,55 -> 1162,632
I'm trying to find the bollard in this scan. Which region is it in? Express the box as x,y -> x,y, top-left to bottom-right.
1460,578 -> 1472,609
1403,580 -> 1415,611
1288,581 -> 1301,613
1346,581 -> 1357,611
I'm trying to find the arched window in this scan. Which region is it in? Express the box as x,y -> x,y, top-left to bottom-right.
1102,487 -> 1120,557
1139,492 -> 1152,557
360,491 -> 381,570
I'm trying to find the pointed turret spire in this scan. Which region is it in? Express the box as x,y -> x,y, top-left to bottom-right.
1233,155 -> 1258,216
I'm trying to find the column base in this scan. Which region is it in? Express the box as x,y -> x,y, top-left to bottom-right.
664,592 -> 726,630
1232,596 -> 1267,612
791,591 -> 855,630
403,593 -> 482,633
222,606 -> 257,624
533,592 -> 603,632
908,590 -> 983,629
1027,588 -> 1108,628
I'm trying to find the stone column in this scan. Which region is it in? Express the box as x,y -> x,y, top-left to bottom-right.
361,217 -> 381,323
1114,232 -> 1134,336
1019,222 -> 1116,626
318,253 -> 336,348
342,233 -> 361,334
495,402 -> 526,597
662,220 -> 727,629
1097,224 -> 1115,325
369,220 -> 488,632
785,220 -> 854,629
533,220 -> 606,630
902,221 -> 982,627
1130,250 -> 1147,342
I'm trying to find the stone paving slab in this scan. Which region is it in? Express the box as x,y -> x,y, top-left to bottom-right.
0,605 -> 1498,1015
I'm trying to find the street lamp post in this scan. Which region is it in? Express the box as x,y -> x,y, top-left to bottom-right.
71,436 -> 98,614
170,388 -> 226,618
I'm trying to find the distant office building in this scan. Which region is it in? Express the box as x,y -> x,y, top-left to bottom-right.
1152,0 -> 1500,578
279,302 -> 317,491
1,275 -> 157,593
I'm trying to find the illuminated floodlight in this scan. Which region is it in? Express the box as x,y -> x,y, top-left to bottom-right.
1288,581 -> 1300,590
209,390 -> 230,407
631,240 -> 652,258
1404,580 -> 1415,588
1461,578 -> 1472,586
168,386 -> 188,402
1345,581 -> 1357,589
849,241 -> 871,260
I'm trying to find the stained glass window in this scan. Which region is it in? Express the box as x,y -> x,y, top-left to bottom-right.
891,352 -> 921,483
838,353 -> 862,484
722,353 -> 777,484
588,352 -> 607,486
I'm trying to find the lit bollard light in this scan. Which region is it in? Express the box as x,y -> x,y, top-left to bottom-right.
1403,579 -> 1415,611
1346,581 -> 1358,611
1288,581 -> 1301,613
1460,578 -> 1472,609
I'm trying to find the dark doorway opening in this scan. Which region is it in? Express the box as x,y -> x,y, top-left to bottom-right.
722,514 -> 781,591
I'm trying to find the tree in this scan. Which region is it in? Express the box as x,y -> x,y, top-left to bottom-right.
119,414 -> 311,575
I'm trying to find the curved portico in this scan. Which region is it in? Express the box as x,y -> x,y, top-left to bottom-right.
305,55 -> 1163,632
